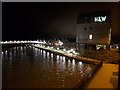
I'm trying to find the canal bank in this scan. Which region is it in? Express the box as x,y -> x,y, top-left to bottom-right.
31,44 -> 102,65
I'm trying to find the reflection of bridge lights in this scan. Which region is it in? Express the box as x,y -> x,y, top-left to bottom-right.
60,56 -> 62,60
40,50 -> 42,53
68,60 -> 71,64
87,66 -> 91,71
47,52 -> 49,56
117,46 -> 119,49
51,53 -> 53,57
63,56 -> 65,60
63,59 -> 65,64
72,59 -> 75,65
5,50 -> 7,53
79,61 -> 82,65
57,55 -> 59,60
20,47 -> 22,50
35,48 -> 37,51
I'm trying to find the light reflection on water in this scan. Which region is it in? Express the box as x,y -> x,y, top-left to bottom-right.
2,45 -> 96,88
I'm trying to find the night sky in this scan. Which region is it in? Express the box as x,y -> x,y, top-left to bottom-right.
2,2 -> 120,42
3,2 -> 79,41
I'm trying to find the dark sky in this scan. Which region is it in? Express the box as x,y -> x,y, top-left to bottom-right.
3,2 -> 79,40
2,2 -> 120,42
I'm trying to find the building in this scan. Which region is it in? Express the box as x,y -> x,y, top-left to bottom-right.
76,11 -> 111,50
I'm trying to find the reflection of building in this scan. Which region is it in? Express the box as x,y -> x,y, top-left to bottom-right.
76,11 -> 111,50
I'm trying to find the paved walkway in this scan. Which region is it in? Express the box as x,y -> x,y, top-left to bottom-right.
85,63 -> 118,89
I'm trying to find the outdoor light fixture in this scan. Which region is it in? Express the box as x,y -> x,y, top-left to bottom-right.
57,48 -> 59,50
63,49 -> 66,52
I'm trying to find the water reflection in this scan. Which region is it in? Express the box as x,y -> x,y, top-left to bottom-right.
2,45 -> 96,88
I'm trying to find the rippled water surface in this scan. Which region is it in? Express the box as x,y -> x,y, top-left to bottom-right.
2,45 -> 96,88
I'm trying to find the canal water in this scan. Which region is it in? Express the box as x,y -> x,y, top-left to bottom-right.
2,45 -> 97,88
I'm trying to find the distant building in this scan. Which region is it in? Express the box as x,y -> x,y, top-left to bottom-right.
76,11 -> 111,50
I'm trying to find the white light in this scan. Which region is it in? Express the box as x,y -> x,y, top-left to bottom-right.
40,50 -> 42,53
51,47 -> 53,49
94,16 -> 106,22
63,58 -> 65,64
101,16 -> 106,21
72,59 -> 75,65
20,47 -> 22,50
63,49 -> 66,51
51,53 -> 53,57
43,40 -> 46,44
60,56 -> 62,60
68,60 -> 71,64
58,40 -> 63,46
89,34 -> 93,40
70,49 -> 74,52
73,51 -> 76,54
79,61 -> 82,65
63,56 -> 65,60
57,55 -> 59,60
47,52 -> 49,56
43,51 -> 46,54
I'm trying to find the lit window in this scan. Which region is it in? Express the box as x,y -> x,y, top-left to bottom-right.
89,34 -> 92,40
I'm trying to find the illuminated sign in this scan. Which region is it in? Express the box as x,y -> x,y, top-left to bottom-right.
94,16 -> 107,22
